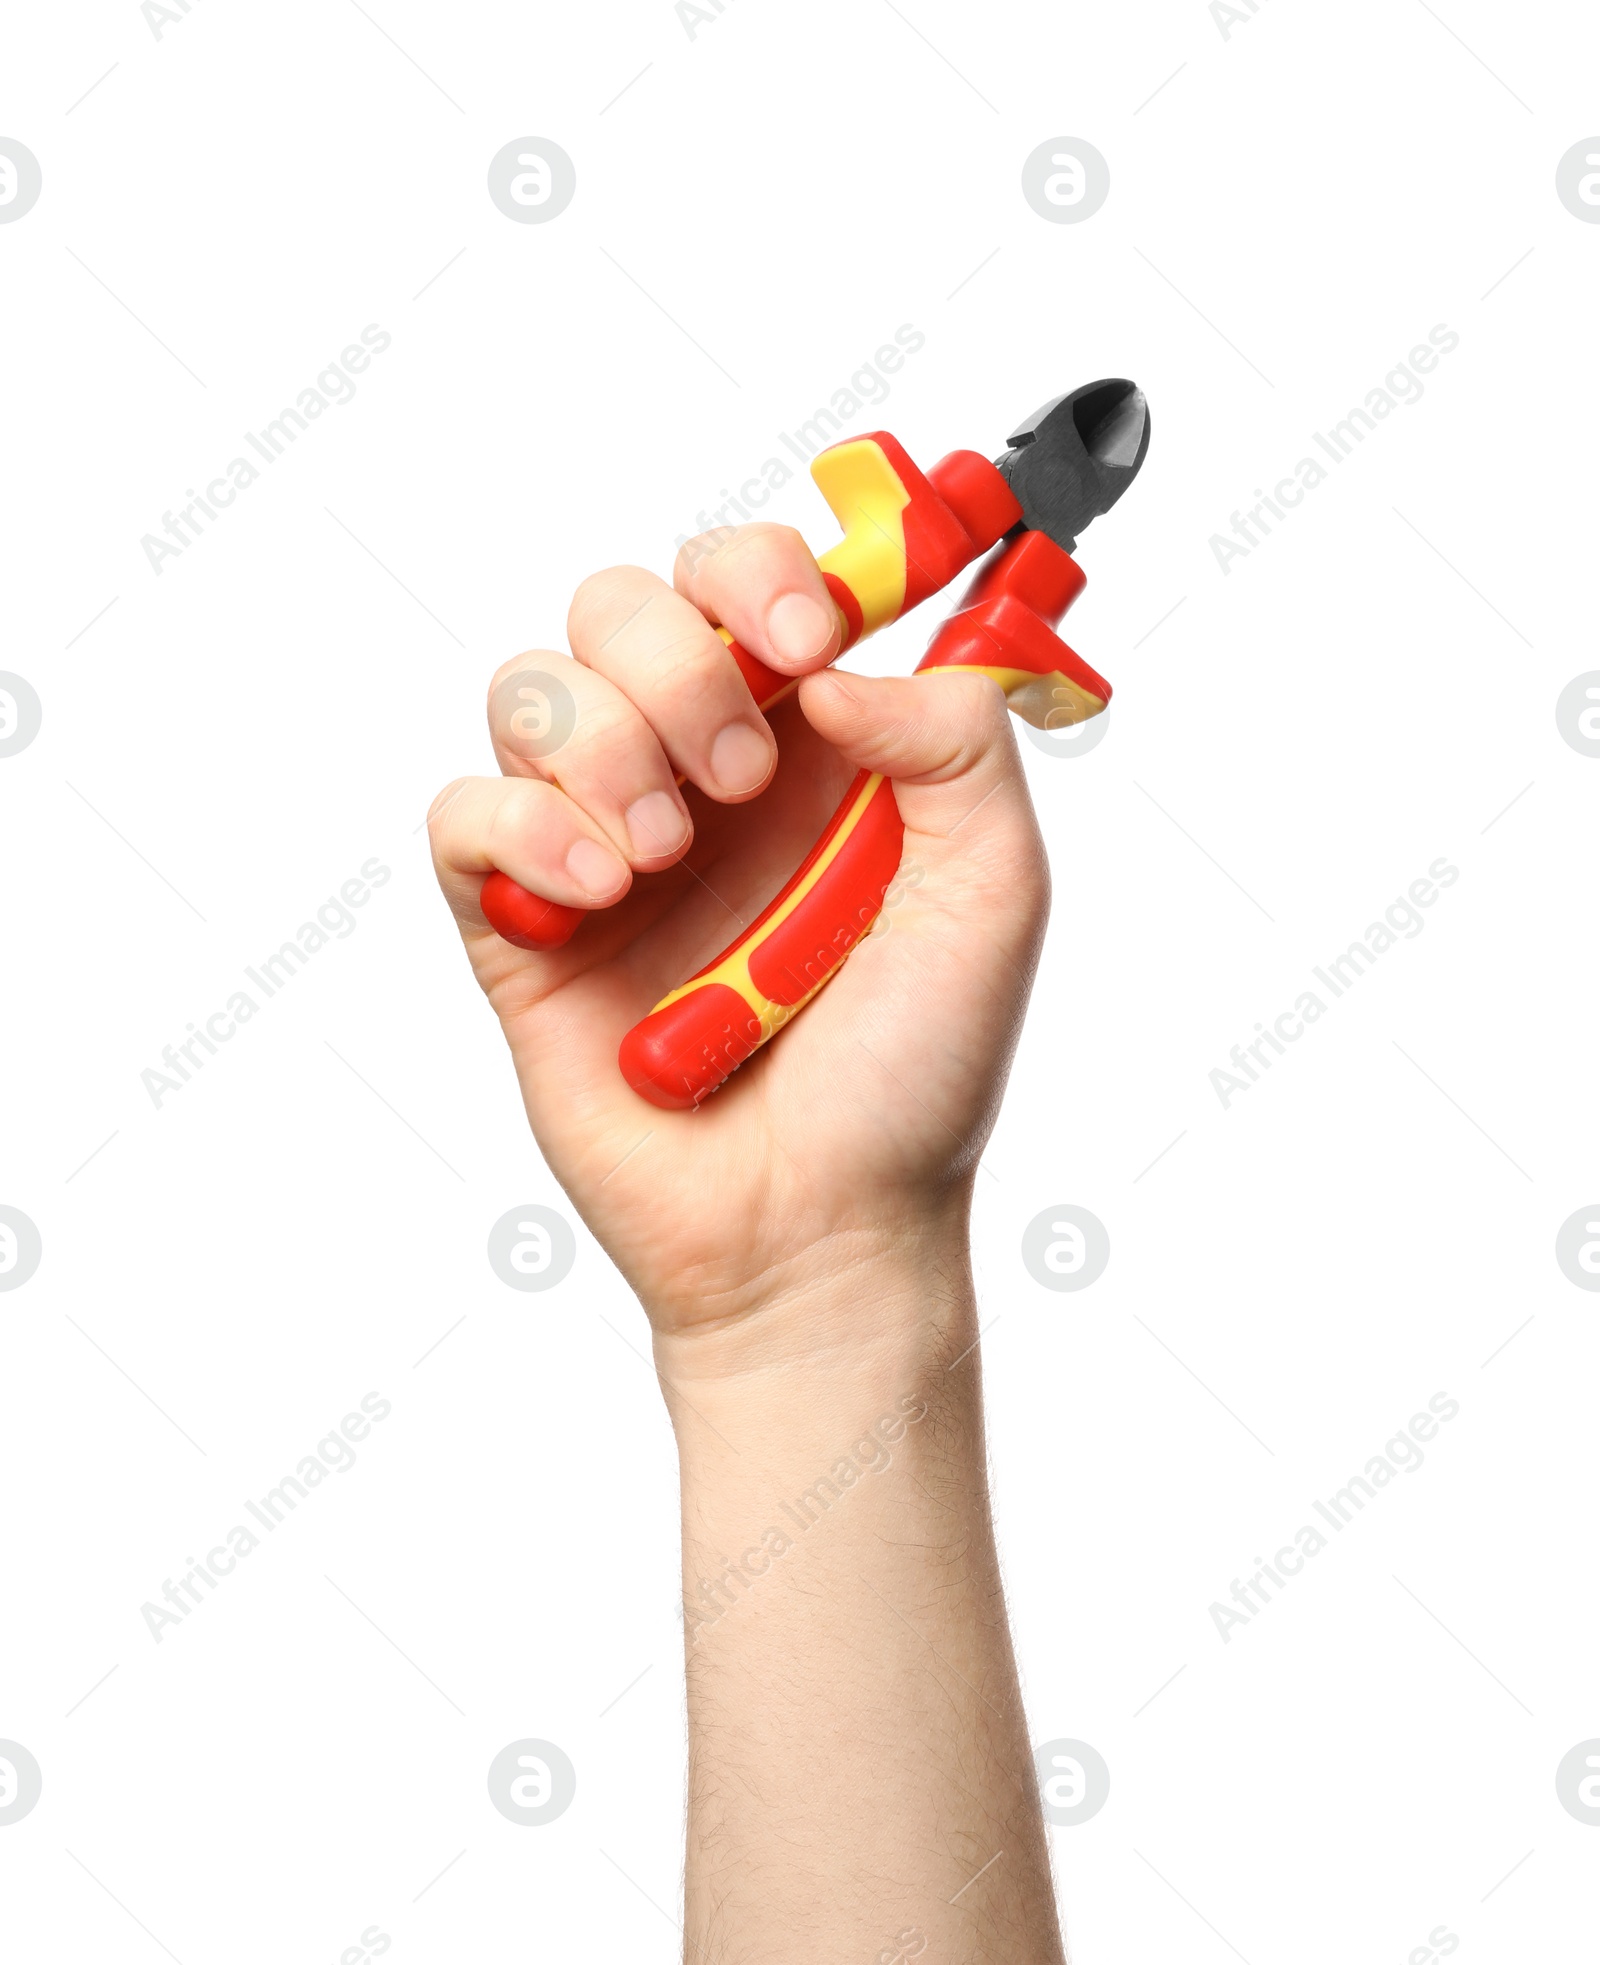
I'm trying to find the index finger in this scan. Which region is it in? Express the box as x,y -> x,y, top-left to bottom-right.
673,522 -> 845,678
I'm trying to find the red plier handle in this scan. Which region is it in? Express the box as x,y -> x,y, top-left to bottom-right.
618,524 -> 1110,1109
480,432 -> 1016,950
479,430 -> 1113,1109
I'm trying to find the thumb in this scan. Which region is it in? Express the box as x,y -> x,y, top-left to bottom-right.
798,668 -> 1045,872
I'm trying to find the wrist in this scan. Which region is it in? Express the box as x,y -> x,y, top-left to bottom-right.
654,1231 -> 990,1590
663,1243 -> 1002,1682
649,1213 -> 977,1419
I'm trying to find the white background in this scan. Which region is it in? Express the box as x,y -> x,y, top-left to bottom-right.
2,0 -> 1596,1958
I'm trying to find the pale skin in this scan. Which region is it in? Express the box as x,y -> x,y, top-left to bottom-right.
430,522 -> 1067,1962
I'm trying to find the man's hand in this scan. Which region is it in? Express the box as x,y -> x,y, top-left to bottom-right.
428,522 -> 1051,1349
430,524 -> 1066,1963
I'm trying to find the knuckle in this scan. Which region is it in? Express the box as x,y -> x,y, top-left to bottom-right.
569,695 -> 650,757
674,527 -> 739,583
651,625 -> 726,683
481,783 -> 534,865
426,777 -> 470,841
957,668 -> 1009,717
915,675 -> 1015,783
675,522 -> 821,614
487,648 -> 560,704
716,524 -> 798,579
597,620 -> 724,703
925,670 -> 1006,744
963,675 -> 1014,743
568,565 -> 649,638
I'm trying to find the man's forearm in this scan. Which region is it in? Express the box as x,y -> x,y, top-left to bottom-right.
659,1250 -> 1064,1963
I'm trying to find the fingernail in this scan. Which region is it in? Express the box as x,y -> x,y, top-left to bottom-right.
566,837 -> 629,899
709,720 -> 775,796
766,591 -> 836,668
624,790 -> 689,860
